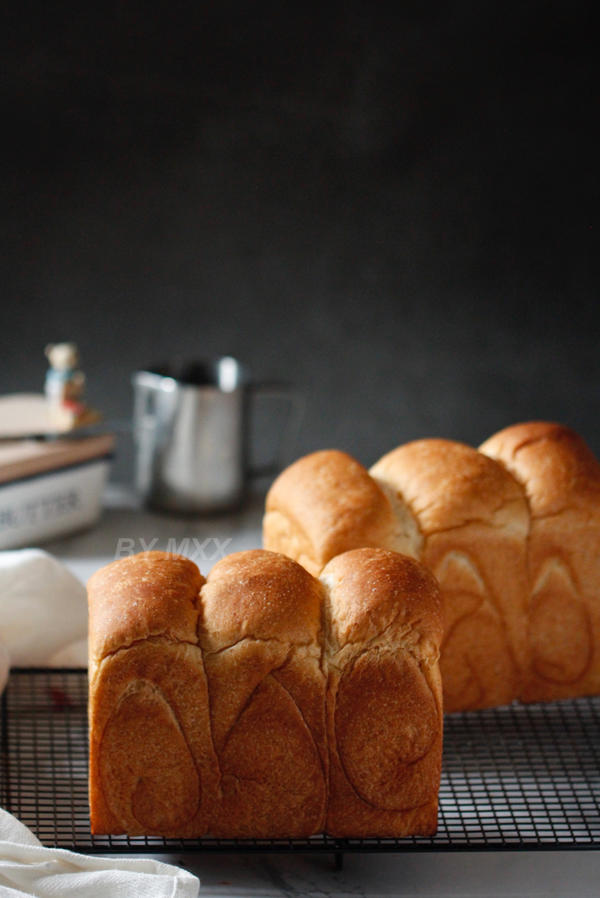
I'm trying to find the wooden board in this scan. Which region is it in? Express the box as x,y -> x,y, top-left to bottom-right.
0,434 -> 115,485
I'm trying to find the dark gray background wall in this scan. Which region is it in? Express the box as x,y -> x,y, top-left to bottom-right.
2,1 -> 598,481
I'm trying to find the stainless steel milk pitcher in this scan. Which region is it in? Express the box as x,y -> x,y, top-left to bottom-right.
132,357 -> 301,513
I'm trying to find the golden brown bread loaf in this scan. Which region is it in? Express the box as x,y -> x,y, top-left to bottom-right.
480,421 -> 600,702
88,547 -> 443,838
264,422 -> 600,710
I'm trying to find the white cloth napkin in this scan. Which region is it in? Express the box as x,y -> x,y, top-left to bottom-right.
0,809 -> 199,897
0,549 -> 88,670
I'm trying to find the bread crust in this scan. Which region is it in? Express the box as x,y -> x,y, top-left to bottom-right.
88,547 -> 443,838
263,449 -> 422,574
322,548 -> 443,837
480,421 -> 600,517
261,423 -> 600,711
371,440 -> 530,711
371,439 -> 527,534
481,421 -> 600,701
88,552 -> 216,836
88,551 -> 203,665
198,550 -> 328,838
89,641 -> 218,836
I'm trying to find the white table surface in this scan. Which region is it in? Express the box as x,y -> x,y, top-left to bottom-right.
40,486 -> 599,897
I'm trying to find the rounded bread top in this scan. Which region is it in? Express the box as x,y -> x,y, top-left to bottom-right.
200,549 -> 324,650
87,551 -> 203,662
321,547 -> 442,653
480,421 -> 600,518
371,438 -> 527,535
264,449 -> 402,567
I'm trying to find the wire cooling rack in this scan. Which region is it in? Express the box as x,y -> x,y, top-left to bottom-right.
1,669 -> 599,856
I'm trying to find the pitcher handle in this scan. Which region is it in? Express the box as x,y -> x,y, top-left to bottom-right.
246,382 -> 305,478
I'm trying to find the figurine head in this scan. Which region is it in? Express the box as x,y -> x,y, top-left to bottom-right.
45,342 -> 80,372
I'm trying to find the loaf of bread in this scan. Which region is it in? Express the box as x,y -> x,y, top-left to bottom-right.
480,421 -> 600,702
88,547 -> 443,838
264,422 -> 600,711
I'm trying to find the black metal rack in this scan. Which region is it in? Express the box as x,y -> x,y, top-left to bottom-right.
1,669 -> 599,857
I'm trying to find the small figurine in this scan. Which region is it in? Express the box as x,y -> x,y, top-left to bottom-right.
44,342 -> 99,431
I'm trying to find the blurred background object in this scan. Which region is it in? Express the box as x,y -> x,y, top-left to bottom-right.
132,358 -> 301,512
44,342 -> 100,431
0,341 -> 112,548
2,1 -> 597,483
0,434 -> 113,548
